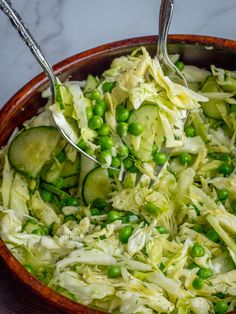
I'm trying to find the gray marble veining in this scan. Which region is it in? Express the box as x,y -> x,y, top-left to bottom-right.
0,0 -> 236,107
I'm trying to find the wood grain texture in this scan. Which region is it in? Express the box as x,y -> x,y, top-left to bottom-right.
0,259 -> 64,314
0,35 -> 236,313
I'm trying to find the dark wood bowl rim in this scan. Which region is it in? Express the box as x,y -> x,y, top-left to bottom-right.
1,35 -> 236,314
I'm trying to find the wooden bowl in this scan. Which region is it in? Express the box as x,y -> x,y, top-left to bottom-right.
0,35 -> 236,314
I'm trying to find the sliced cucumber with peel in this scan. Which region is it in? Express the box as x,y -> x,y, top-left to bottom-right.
8,126 -> 61,178
41,153 -> 80,184
200,75 -> 227,120
201,99 -> 227,120
61,155 -> 80,177
82,167 -> 113,205
63,174 -> 79,188
124,104 -> 159,162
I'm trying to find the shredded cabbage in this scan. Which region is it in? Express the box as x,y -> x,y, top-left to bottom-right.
0,47 -> 236,313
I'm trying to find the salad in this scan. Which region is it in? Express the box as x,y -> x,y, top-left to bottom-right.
0,47 -> 236,314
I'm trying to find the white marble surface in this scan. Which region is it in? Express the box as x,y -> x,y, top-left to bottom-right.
0,0 -> 236,108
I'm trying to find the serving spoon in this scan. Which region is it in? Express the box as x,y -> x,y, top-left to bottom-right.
0,0 -> 187,185
0,0 -> 100,165
148,0 -> 188,187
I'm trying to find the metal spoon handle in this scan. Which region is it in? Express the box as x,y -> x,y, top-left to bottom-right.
157,0 -> 174,61
0,0 -> 56,97
0,0 -> 103,166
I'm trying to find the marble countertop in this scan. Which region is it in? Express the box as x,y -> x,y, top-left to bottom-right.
0,0 -> 236,108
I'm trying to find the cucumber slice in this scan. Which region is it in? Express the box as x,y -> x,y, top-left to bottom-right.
82,167 -> 113,205
201,99 -> 227,120
41,152 -> 80,183
8,126 -> 61,178
124,104 -> 158,161
63,174 -> 79,188
200,76 -> 227,120
61,154 -> 80,177
79,155 -> 96,190
201,75 -> 221,93
40,160 -> 65,183
55,83 -> 73,110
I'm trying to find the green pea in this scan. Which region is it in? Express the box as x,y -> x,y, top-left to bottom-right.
107,210 -> 121,223
107,265 -> 121,278
99,150 -> 112,164
128,122 -> 144,136
119,226 -> 133,243
191,243 -> 205,257
66,197 -> 80,206
88,115 -> 103,129
217,189 -> 229,201
77,139 -> 87,150
116,122 -> 128,137
92,197 -> 107,210
197,268 -> 213,279
86,107 -> 93,120
152,144 -> 158,155
153,152 -> 167,165
24,264 -> 34,274
32,228 -> 44,235
175,60 -> 185,72
98,124 -> 110,136
43,226 -> 50,236
231,200 -> 236,214
58,198 -> 67,209
116,106 -> 130,122
193,224 -> 204,233
93,100 -> 107,117
118,144 -> 129,158
156,226 -> 167,234
192,277 -> 204,290
108,168 -> 120,178
89,90 -> 101,101
64,215 -> 77,223
90,208 -> 100,216
85,147 -> 94,156
54,177 -> 64,189
129,164 -> 138,173
188,262 -> 198,269
40,189 -> 53,203
111,156 -> 121,168
102,81 -> 116,93
123,157 -> 133,169
219,163 -> 234,176
214,301 -> 229,314
122,213 -> 139,223
230,104 -> 236,112
99,136 -> 113,150
56,150 -> 66,163
220,154 -> 231,163
143,202 -> 159,215
206,229 -> 220,243
179,153 -> 192,165
185,125 -> 196,137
